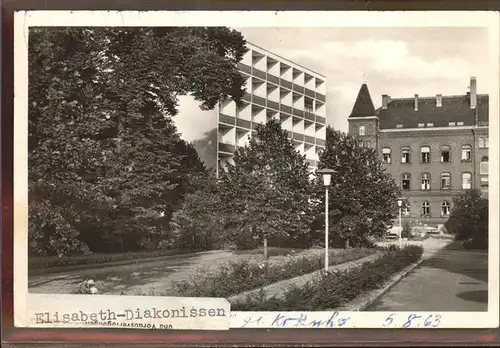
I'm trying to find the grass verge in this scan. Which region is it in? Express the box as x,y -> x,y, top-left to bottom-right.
29,248 -> 191,272
166,248 -> 376,298
231,245 -> 423,311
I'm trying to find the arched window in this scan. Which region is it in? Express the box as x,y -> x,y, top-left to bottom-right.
481,156 -> 489,187
440,145 -> 451,163
421,201 -> 431,217
421,146 -> 431,163
421,173 -> 431,190
479,137 -> 485,148
441,201 -> 451,217
402,203 -> 410,217
351,126 -> 358,135
402,173 -> 411,190
461,145 -> 471,161
401,147 -> 411,163
462,172 -> 472,189
382,147 -> 391,164
441,172 -> 451,189
359,126 -> 366,136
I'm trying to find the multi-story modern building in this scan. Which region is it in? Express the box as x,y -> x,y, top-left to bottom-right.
188,42 -> 327,178
347,77 -> 489,226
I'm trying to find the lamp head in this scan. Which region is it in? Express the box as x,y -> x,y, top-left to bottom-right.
316,168 -> 337,187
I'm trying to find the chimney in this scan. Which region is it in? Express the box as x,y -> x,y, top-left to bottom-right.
382,94 -> 390,109
470,76 -> 477,109
414,94 -> 419,111
436,94 -> 442,107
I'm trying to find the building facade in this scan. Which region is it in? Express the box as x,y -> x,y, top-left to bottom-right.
347,77 -> 489,226
201,42 -> 327,177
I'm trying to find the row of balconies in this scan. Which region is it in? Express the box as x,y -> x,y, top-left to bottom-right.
221,97 -> 326,124
240,73 -> 326,106
219,113 -> 326,142
239,50 -> 326,94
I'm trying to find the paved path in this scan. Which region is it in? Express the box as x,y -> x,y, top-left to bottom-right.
29,250 -> 257,296
368,239 -> 488,311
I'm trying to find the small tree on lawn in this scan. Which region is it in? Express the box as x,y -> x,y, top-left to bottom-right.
170,170 -> 225,251
445,189 -> 488,242
313,127 -> 401,248
218,119 -> 314,258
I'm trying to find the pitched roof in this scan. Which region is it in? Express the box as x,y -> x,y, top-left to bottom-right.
377,94 -> 489,129
348,83 -> 377,118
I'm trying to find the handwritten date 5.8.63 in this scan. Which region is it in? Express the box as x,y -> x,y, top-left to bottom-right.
383,313 -> 441,328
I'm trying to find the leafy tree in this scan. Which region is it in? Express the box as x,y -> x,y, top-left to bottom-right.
445,189 -> 488,242
28,27 -> 247,255
312,127 -> 401,248
169,170 -> 226,251
218,119 -> 314,257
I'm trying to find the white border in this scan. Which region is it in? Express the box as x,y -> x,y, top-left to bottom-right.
13,10 -> 500,330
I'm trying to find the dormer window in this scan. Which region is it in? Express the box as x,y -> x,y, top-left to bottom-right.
359,126 -> 366,136
426,123 -> 434,127
457,121 -> 464,126
396,124 -> 403,128
418,123 -> 425,128
448,122 -> 456,126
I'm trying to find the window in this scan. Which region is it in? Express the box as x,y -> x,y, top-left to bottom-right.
441,201 -> 451,217
382,147 -> 391,164
448,122 -> 456,126
479,137 -> 489,149
461,145 -> 471,161
401,147 -> 411,163
462,172 -> 472,189
421,173 -> 431,190
441,172 -> 451,189
352,126 -> 358,135
402,173 -> 411,190
457,121 -> 464,126
427,123 -> 434,127
421,146 -> 430,163
440,145 -> 451,163
359,126 -> 365,136
396,124 -> 404,128
402,204 -> 410,217
480,156 -> 489,187
418,123 -> 425,128
421,201 -> 430,217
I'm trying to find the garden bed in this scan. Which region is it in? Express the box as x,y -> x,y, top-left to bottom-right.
165,248 -> 377,298
231,245 -> 423,311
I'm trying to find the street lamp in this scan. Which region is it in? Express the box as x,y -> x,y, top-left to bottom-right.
316,168 -> 337,272
397,198 -> 403,248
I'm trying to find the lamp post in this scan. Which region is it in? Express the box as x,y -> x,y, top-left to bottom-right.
397,198 -> 403,248
316,168 -> 337,272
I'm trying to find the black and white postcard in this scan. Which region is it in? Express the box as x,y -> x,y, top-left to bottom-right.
13,10 -> 500,330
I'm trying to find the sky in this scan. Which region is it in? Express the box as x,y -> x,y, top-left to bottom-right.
176,27 -> 490,141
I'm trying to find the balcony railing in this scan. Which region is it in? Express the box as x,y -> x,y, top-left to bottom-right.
316,116 -> 326,124
305,88 -> 315,98
218,143 -> 235,154
237,62 -> 252,75
280,104 -> 292,115
219,114 -> 235,126
267,100 -> 280,111
293,108 -> 304,117
316,139 -> 326,146
253,68 -> 266,80
304,111 -> 315,122
267,74 -> 280,85
293,133 -> 304,142
281,79 -> 293,90
236,118 -> 251,130
316,93 -> 326,102
304,135 -> 315,144
252,95 -> 266,107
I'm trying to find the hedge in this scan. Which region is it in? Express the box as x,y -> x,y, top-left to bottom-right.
166,248 -> 376,298
232,245 -> 423,311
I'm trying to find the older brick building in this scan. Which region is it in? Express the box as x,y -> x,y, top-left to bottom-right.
348,77 -> 489,226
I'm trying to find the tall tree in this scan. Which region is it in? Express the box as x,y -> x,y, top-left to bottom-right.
218,119 -> 314,257
313,127 -> 401,248
445,189 -> 488,242
28,27 -> 247,255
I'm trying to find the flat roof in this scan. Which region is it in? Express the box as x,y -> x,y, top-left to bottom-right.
246,41 -> 326,79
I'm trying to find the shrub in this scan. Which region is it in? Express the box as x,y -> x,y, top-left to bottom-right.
445,189 -> 488,243
166,248 -> 376,298
232,245 -> 423,311
74,279 -> 103,295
